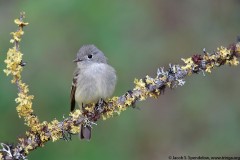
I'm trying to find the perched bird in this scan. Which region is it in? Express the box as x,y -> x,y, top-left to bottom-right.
70,45 -> 117,140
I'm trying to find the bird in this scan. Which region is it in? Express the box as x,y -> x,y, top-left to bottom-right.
70,44 -> 117,140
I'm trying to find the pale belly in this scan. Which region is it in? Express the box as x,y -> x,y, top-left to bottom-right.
75,63 -> 116,106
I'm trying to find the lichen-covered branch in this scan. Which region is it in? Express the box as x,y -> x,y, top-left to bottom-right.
1,12 -> 240,160
3,12 -> 34,120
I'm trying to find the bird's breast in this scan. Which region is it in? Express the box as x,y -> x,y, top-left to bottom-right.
75,63 -> 116,104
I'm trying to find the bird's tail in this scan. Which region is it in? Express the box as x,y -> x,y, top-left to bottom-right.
80,124 -> 91,140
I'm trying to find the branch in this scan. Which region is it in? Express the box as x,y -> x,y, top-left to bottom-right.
1,12 -> 240,160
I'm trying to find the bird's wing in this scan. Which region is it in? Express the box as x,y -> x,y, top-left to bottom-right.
70,70 -> 79,112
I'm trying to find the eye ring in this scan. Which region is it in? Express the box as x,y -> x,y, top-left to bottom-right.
88,54 -> 93,59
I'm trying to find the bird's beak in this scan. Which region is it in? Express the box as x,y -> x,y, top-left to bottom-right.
73,58 -> 81,62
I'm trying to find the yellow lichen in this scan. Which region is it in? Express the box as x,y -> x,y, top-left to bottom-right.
181,57 -> 193,64
159,75 -> 167,82
219,46 -> 230,58
48,120 -> 62,142
71,125 -> 80,134
124,98 -> 133,106
40,132 -> 49,142
134,78 -> 146,90
227,56 -> 239,66
15,92 -> 34,118
25,116 -> 39,130
84,105 -> 94,112
4,48 -> 23,78
116,104 -> 127,114
10,30 -> 24,42
106,108 -> 114,117
181,58 -> 194,72
145,75 -> 154,85
4,13 -> 34,125
14,19 -> 29,27
70,109 -> 82,121
148,90 -> 160,98
24,144 -> 34,154
139,95 -> 147,101
205,64 -> 214,73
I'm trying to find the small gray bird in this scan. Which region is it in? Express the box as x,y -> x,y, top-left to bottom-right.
70,44 -> 117,140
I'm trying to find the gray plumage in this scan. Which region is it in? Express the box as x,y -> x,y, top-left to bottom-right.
70,44 -> 117,140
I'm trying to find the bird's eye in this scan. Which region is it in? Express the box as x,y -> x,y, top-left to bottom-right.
88,54 -> 93,59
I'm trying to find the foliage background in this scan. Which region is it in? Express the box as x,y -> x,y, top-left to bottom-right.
0,1 -> 240,159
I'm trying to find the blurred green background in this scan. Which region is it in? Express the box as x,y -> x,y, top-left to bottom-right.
1,0 -> 240,159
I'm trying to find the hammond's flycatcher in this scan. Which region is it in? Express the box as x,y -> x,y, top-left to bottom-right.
70,44 -> 117,140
